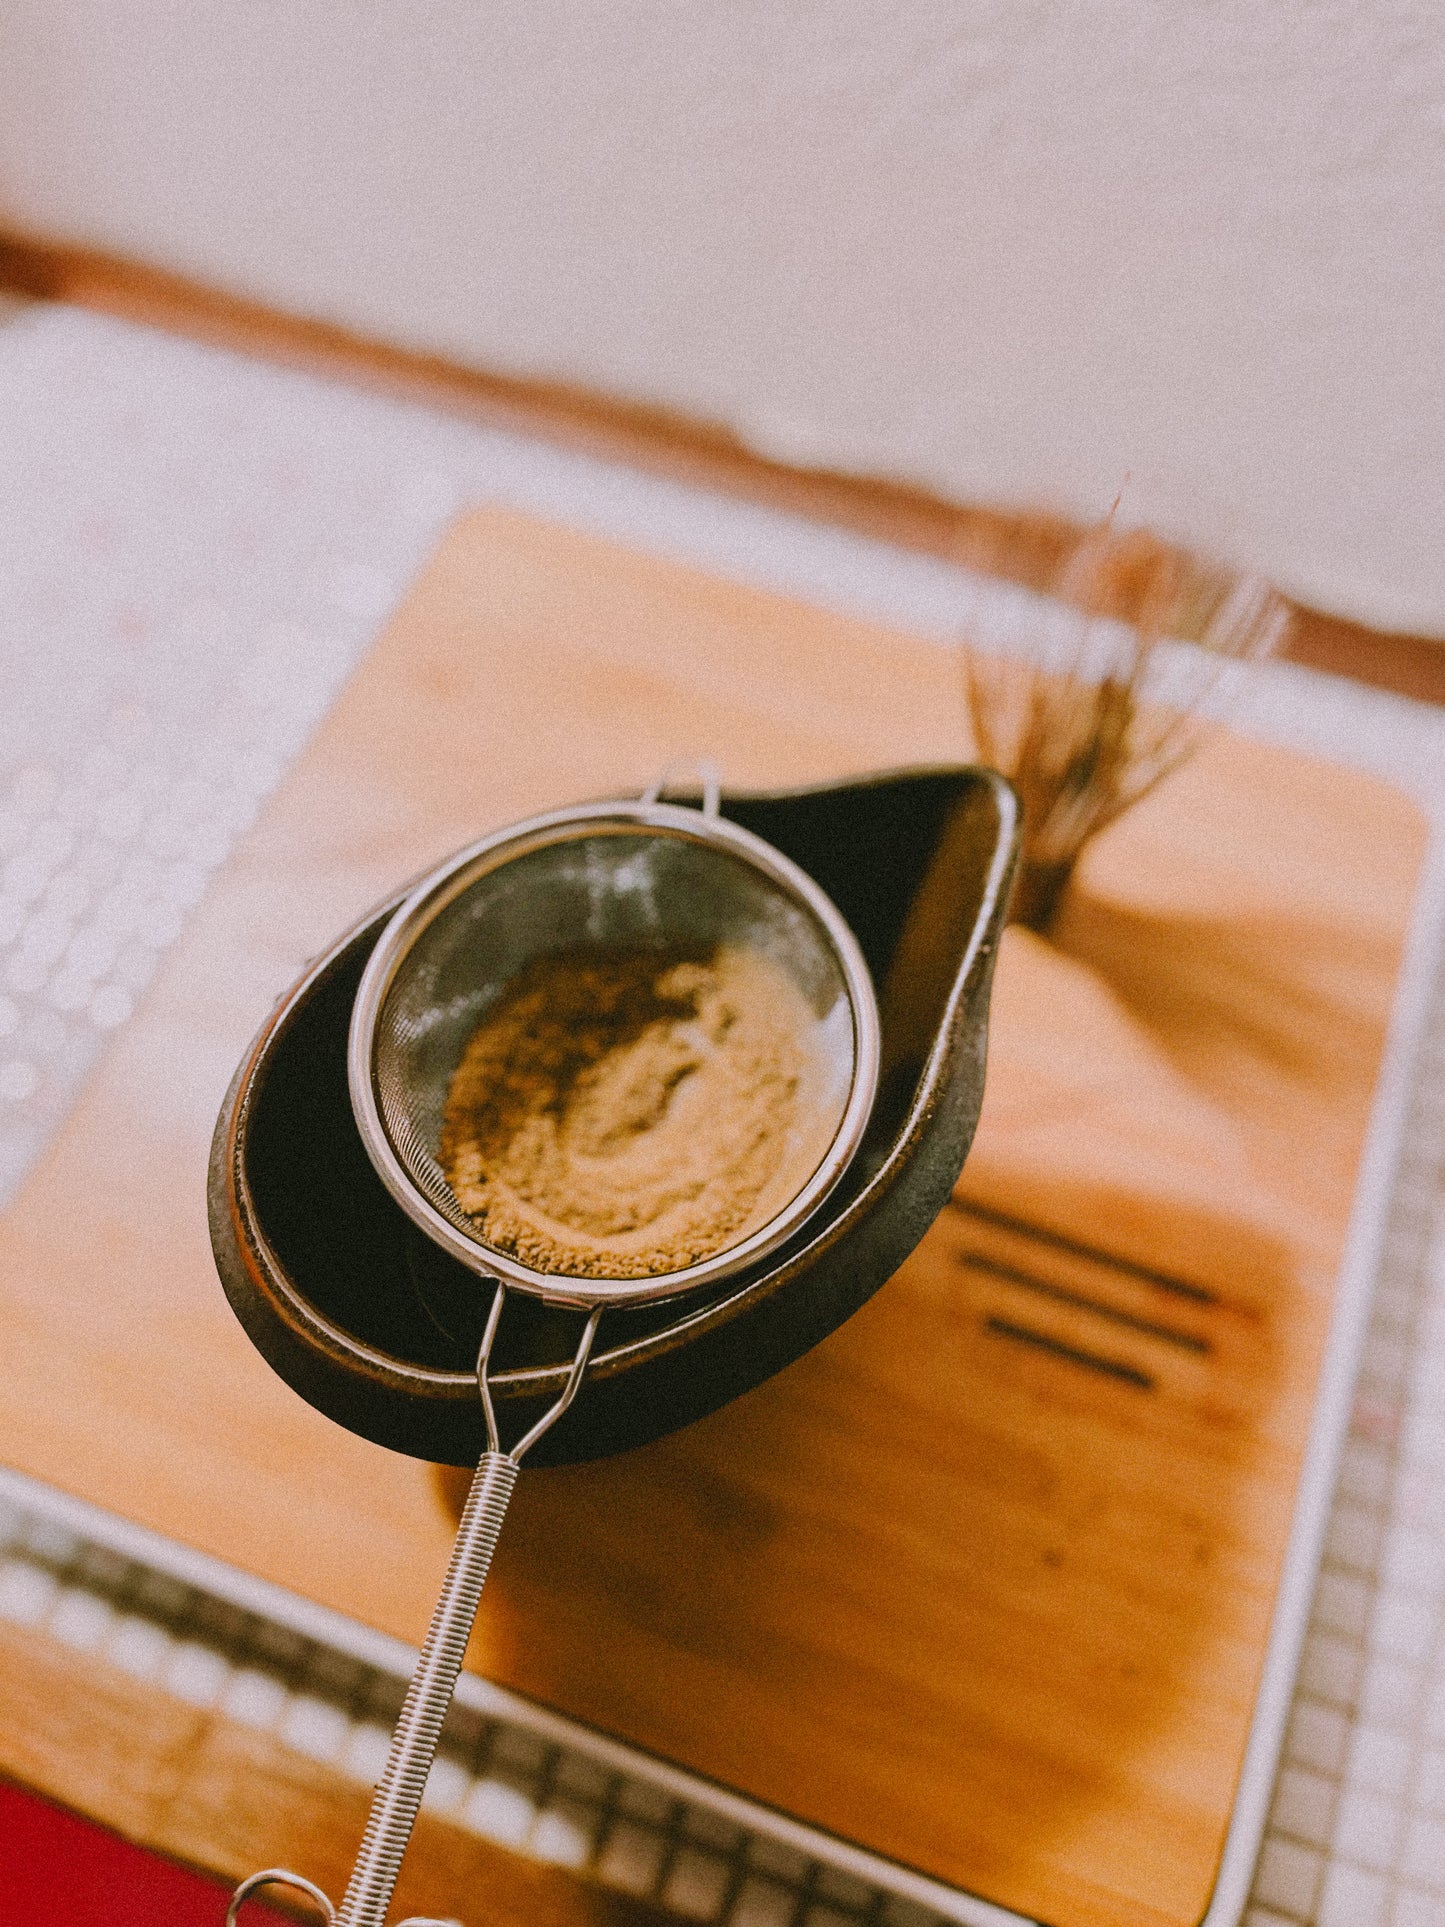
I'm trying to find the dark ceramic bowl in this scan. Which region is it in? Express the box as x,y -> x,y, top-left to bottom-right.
209,767 -> 1018,1467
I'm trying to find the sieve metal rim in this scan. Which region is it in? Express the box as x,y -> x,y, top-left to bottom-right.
347,798 -> 881,1309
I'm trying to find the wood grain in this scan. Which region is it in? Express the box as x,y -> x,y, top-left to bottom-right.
0,1615 -> 678,1926
0,508 -> 1427,1927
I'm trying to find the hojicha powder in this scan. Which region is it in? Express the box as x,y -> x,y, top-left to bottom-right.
438,943 -> 816,1279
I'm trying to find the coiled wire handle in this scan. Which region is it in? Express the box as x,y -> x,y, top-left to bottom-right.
336,1449 -> 518,1927
230,1287 -> 600,1927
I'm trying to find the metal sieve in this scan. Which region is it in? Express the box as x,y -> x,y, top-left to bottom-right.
348,781 -> 879,1307
232,773 -> 879,1927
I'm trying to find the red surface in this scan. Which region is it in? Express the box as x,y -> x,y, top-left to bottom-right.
0,1781 -> 290,1925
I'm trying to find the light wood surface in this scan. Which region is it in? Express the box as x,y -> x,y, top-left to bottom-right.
0,508 -> 1427,1927
0,1616 -> 679,1927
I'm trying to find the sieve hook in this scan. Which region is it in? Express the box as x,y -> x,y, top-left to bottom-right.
641,757 -> 720,817
229,1296 -> 602,1927
227,1869 -> 335,1923
228,1881 -> 453,1927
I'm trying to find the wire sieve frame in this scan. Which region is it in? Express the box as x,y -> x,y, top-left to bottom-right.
346,796 -> 881,1311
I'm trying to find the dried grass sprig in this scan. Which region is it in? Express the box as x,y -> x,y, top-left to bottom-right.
964,524 -> 1289,932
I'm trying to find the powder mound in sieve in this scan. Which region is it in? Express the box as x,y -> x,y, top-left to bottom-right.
439,942 -> 843,1279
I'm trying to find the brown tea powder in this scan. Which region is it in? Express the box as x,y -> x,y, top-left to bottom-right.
438,944 -> 815,1278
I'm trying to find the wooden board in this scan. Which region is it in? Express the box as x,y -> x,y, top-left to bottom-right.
0,508 -> 1427,1927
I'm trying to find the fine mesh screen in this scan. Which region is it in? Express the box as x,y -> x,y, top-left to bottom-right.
371,828 -> 860,1278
